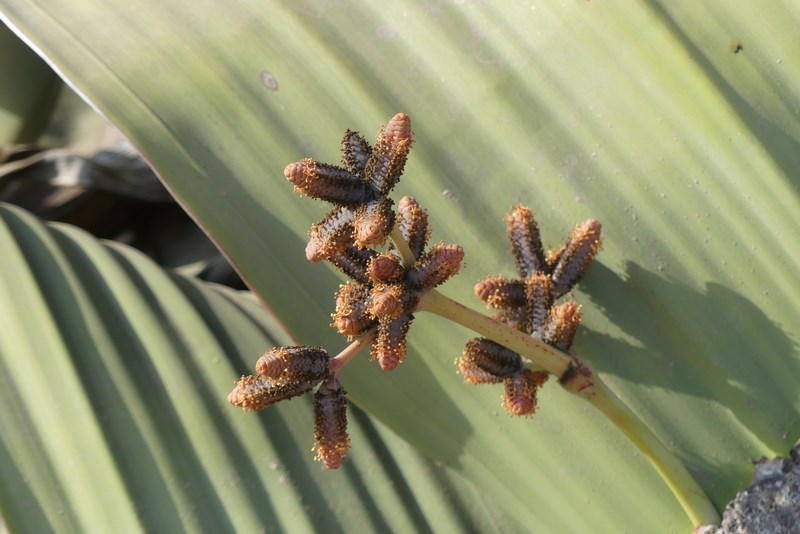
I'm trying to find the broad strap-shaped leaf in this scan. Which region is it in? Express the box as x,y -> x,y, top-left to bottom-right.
0,203 -> 511,532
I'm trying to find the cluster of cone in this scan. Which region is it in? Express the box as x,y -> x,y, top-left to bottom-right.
458,205 -> 602,416
285,112 -> 412,258
287,112 -> 463,370
330,195 -> 464,370
227,347 -> 349,469
229,113 -> 464,468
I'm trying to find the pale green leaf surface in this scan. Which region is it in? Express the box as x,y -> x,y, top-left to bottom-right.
2,0 -> 800,531
0,203 -> 510,533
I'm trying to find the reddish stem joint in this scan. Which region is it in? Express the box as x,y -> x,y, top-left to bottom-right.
559,357 -> 596,398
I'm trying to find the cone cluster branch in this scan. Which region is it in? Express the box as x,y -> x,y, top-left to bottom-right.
458,205 -> 602,416
228,347 -> 350,468
229,113 -> 465,469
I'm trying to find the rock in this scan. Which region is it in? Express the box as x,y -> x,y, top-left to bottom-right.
709,439 -> 800,534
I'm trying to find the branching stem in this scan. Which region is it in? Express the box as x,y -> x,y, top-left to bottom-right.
330,330 -> 376,375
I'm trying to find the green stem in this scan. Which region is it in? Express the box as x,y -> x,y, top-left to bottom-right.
330,330 -> 376,375
419,288 -> 720,527
589,380 -> 720,526
420,289 -> 571,376
390,225 -> 416,268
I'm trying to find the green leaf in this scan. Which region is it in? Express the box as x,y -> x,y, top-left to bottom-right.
0,22 -> 60,144
0,202 -> 511,532
2,1 -> 799,530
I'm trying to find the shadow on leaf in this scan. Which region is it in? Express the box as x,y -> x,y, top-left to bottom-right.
581,261 -> 799,453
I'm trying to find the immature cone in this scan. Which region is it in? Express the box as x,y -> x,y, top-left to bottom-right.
340,130 -> 371,174
306,207 -> 355,262
458,356 -> 504,384
368,252 -> 404,283
406,243 -> 464,290
328,246 -> 377,285
372,313 -> 413,370
506,205 -> 547,278
368,284 -> 406,321
313,376 -> 350,469
525,273 -> 553,338
331,282 -> 374,339
228,375 -> 317,413
255,346 -> 330,381
461,338 -> 523,378
284,159 -> 375,206
396,196 -> 430,259
550,219 -> 602,298
474,276 -> 526,309
542,301 -> 582,351
353,197 -> 395,247
364,112 -> 413,196
502,369 -> 549,417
